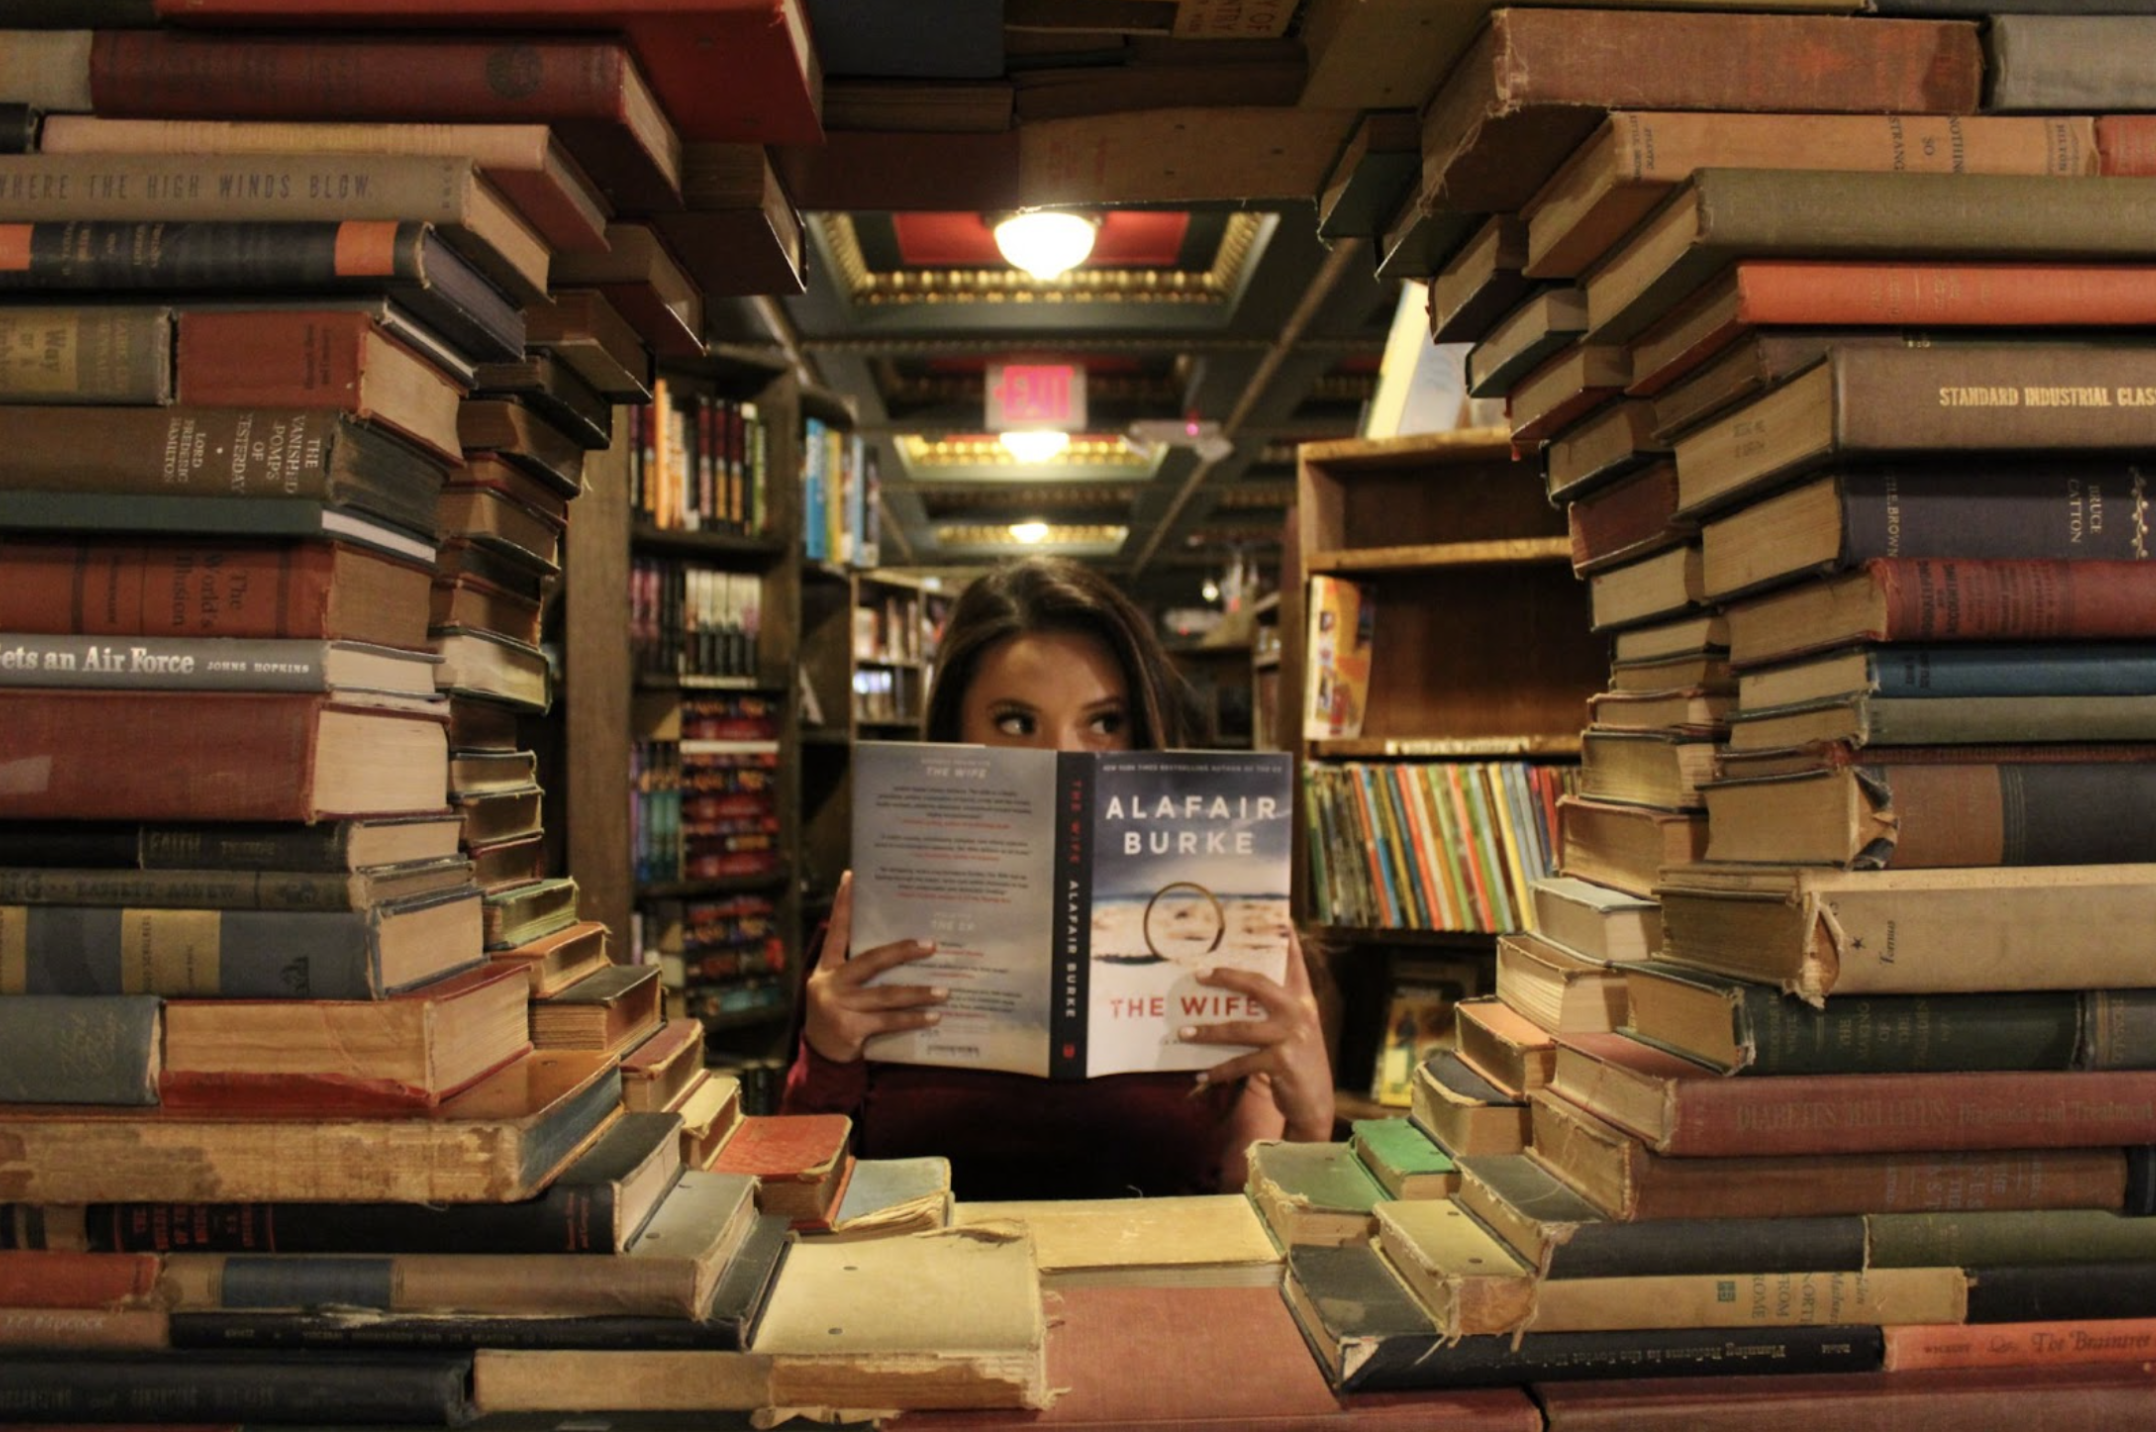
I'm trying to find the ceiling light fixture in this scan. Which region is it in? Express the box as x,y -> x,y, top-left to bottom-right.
992,210 -> 1101,281
1008,521 -> 1051,544
997,429 -> 1071,463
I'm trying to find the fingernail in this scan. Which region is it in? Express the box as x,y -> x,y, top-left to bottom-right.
1195,967 -> 1214,979
929,987 -> 949,1000
1189,1072 -> 1210,1094
924,1012 -> 942,1025
1177,1025 -> 1197,1041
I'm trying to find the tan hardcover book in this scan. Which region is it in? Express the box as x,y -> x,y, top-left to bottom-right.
1528,1090 -> 2127,1222
1543,399 -> 1663,503
1431,214 -> 1531,345
1468,287 -> 1589,398
1420,10 -> 1982,219
619,1017 -> 707,1115
175,309 -> 465,466
1605,651 -> 1733,694
1526,112 -> 2093,280
1577,728 -> 1718,812
436,483 -> 566,577
529,963 -> 664,1058
1657,860 -> 2156,1002
489,919 -> 610,1002
1453,995 -> 1558,1098
672,1068 -> 745,1173
523,289 -> 653,402
1494,929 -> 1630,1036
1587,540 -> 1703,633
0,1050 -> 620,1204
1586,170 -> 2156,345
1505,343 -> 1628,445
457,400 -> 590,502
1410,1051 -> 1531,1159
0,304 -> 171,404
1672,342 -> 2156,520
1556,794 -> 1708,900
1567,459 -> 1688,576
652,141 -> 808,301
39,115 -> 613,255
1610,611 -> 1728,666
954,1194 -> 1280,1289
1528,876 -> 1663,966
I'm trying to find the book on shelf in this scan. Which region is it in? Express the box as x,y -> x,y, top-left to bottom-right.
1672,342 -> 2156,519
1418,9 -> 1982,221
0,220 -> 524,364
0,688 -> 449,822
1243,1137 -> 1386,1249
1587,540 -> 1704,632
0,152 -> 547,304
0,1350 -> 478,1425
1455,1153 -> 1864,1282
1740,641 -> 2156,712
431,625 -> 551,712
0,303 -> 171,404
1577,728 -> 1718,811
1725,559 -> 2156,670
0,1049 -> 621,1205
8,1110 -> 685,1256
1523,112 -> 2092,280
1881,1317 -> 2156,1374
1703,753 -> 2156,870
529,963 -> 665,1058
1467,286 -> 1589,399
174,307 -> 466,467
1532,1364 -> 2156,1430
1700,458 -> 2155,605
1620,963 -> 2153,1077
0,856 -> 473,910
0,535 -> 434,650
1281,1240 -> 1886,1394
1725,689 -> 2156,752
1373,1196 -> 1967,1339
1303,574 -> 1376,740
1656,861 -> 2156,1003
1527,1089 -> 2134,1223
39,113 -> 613,255
849,741 -> 1292,1080
1586,170 -> 2156,344
1548,1028 -> 2156,1156
82,28 -> 682,211
1985,13 -> 2156,111
1529,876 -> 1662,966
1,882 -> 482,999
1628,260 -> 2156,401
1369,972 -> 1477,1107
470,351 -> 612,453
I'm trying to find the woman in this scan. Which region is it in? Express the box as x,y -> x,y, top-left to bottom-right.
780,555 -> 1335,1199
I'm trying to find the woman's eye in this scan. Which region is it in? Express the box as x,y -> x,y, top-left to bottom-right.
993,710 -> 1036,736
1089,711 -> 1126,736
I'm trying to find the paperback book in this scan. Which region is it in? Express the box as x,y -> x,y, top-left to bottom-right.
849,741 -> 1293,1079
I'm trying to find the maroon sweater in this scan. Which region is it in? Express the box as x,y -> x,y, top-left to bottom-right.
780,1041 -> 1245,1201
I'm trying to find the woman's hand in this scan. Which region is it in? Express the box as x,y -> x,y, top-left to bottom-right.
1179,926 -> 1337,1145
801,871 -> 949,1064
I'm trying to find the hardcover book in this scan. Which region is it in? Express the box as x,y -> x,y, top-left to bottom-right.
849,741 -> 1293,1079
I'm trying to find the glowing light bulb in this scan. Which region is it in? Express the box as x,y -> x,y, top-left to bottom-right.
992,211 -> 1101,281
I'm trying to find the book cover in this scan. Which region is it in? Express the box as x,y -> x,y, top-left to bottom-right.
849,741 -> 1293,1080
950,1193 -> 1280,1291
1303,574 -> 1375,740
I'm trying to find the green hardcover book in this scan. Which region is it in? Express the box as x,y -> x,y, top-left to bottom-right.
1349,1117 -> 1459,1199
1866,1207 -> 2156,1269
1244,1139 -> 1387,1250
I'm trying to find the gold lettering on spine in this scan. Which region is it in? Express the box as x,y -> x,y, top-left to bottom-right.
0,907 -> 24,992
121,908 -> 220,994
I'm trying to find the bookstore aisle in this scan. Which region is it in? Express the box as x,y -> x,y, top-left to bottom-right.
5,4 -> 2156,1432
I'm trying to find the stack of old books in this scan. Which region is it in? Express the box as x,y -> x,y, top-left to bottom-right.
0,10 -> 829,1424
1277,6 -> 2156,1422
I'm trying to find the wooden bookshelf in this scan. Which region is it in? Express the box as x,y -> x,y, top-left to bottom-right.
1288,428 -> 1607,1102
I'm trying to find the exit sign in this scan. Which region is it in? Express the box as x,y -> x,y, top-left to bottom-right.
987,362 -> 1086,431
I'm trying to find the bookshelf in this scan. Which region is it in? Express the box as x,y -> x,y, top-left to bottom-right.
562,356 -> 812,1057
1288,428 -> 1608,1098
1168,640 -> 1258,749
1251,589 -> 1284,752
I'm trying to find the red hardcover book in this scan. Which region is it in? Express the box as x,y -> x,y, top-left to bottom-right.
0,1251 -> 159,1310
88,29 -> 683,210
1629,259 -> 2156,398
175,309 -> 466,467
0,536 -> 433,649
0,690 -> 450,822
2099,113 -> 2156,174
1884,1318 -> 2156,1373
1534,1365 -> 2156,1432
709,1112 -> 852,1228
150,0 -> 823,146
1550,1031 -> 2156,1157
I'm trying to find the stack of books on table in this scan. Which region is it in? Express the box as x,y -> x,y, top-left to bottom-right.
1271,6 -> 2156,1422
